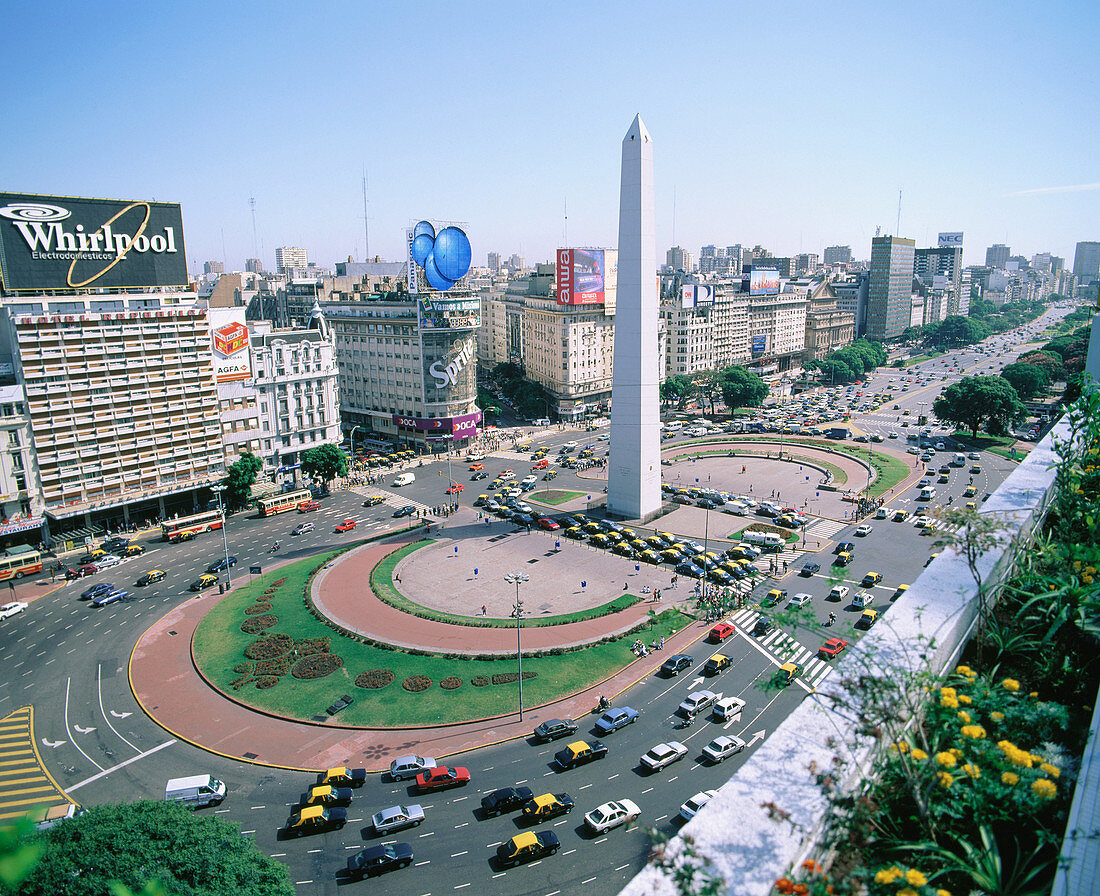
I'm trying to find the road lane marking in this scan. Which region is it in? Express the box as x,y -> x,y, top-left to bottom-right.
450,851 -> 467,857
97,664 -> 140,753
63,679 -> 103,772
68,739 -> 177,792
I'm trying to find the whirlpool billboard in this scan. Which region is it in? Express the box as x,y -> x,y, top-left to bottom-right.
0,192 -> 188,293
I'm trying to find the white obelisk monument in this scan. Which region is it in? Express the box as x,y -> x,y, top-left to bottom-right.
608,115 -> 661,522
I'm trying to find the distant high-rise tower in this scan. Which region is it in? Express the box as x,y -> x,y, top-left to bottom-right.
665,246 -> 693,273
245,258 -> 263,274
985,244 -> 1010,270
275,246 -> 308,276
203,261 -> 224,275
487,252 -> 502,273
824,245 -> 853,266
866,236 -> 915,341
608,115 -> 661,522
1073,241 -> 1100,282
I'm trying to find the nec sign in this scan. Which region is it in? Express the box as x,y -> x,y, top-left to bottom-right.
937,232 -> 964,247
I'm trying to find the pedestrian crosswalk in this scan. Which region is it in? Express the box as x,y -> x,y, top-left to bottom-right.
804,518 -> 847,538
727,608 -> 834,689
0,706 -> 75,823
351,487 -> 433,516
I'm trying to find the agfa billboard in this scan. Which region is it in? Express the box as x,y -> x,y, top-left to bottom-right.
0,192 -> 187,292
557,248 -> 608,305
208,307 -> 252,383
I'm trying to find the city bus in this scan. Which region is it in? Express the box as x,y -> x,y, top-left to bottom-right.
255,489 -> 313,517
0,547 -> 43,580
161,510 -> 225,542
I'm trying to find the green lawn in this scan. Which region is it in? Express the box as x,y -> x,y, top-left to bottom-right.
193,552 -> 691,727
530,489 -> 586,505
372,541 -> 641,626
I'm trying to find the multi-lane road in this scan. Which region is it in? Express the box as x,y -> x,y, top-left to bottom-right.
0,306 -> 1070,895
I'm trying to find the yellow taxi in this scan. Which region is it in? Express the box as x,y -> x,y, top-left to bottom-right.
893,584 -> 909,600
857,609 -> 879,629
521,792 -> 574,821
564,526 -> 584,539
590,534 -> 610,548
189,573 -> 219,592
703,653 -> 730,675
284,805 -> 348,836
123,544 -> 145,557
964,485 -> 977,497
861,571 -> 883,586
965,501 -> 977,511
776,662 -> 804,686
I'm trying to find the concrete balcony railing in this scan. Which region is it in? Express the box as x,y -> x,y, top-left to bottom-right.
621,416 -> 1074,896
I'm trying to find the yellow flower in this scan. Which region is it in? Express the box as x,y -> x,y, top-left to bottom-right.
941,695 -> 959,709
961,724 -> 987,740
1002,678 -> 1021,692
894,741 -> 909,753
1029,691 -> 1039,699
906,869 -> 928,886
955,664 -> 972,676
875,867 -> 903,884
899,889 -> 919,896
950,748 -> 963,758
1002,771 -> 1019,785
1032,778 -> 1057,799
910,748 -> 928,761
1040,762 -> 1060,778
990,711 -> 1004,722
958,694 -> 973,705
940,686 -> 957,698
963,763 -> 981,779
935,751 -> 957,767
937,890 -> 953,896
957,711 -> 972,723
1083,574 -> 1094,585
937,771 -> 954,788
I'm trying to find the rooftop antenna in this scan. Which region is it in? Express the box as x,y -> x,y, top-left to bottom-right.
361,170 -> 370,261
564,198 -> 568,246
896,189 -> 902,236
672,186 -> 677,246
249,196 -> 258,259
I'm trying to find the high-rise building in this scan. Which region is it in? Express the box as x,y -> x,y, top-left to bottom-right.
487,252 -> 501,273
824,245 -> 853,266
834,272 -> 869,337
725,245 -> 744,276
665,246 -> 693,273
985,244 -> 1010,270
1073,241 -> 1100,282
866,236 -> 915,341
507,254 -> 525,274
794,253 -> 820,276
245,258 -> 263,274
203,260 -> 224,275
275,246 -> 308,276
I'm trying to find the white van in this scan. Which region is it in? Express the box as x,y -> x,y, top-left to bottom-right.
919,486 -> 936,501
663,421 -> 683,432
953,453 -> 967,467
853,591 -> 876,609
165,774 -> 226,809
742,530 -> 784,550
393,472 -> 415,487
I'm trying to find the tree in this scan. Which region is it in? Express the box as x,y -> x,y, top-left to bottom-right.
830,347 -> 866,376
818,359 -> 855,384
855,338 -> 888,368
300,443 -> 348,494
932,376 -> 1026,438
694,369 -> 723,414
221,453 -> 263,511
1018,350 -> 1065,382
660,375 -> 694,408
20,801 -> 293,896
933,315 -> 990,349
999,363 -> 1049,401
718,365 -> 767,410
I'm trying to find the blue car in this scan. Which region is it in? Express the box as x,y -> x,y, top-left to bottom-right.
91,588 -> 128,608
675,562 -> 704,578
594,706 -> 640,735
80,582 -> 114,600
206,557 -> 237,573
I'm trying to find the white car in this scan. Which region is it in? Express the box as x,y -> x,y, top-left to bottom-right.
372,804 -> 425,833
912,515 -> 932,527
702,735 -> 747,764
828,585 -> 850,601
583,798 -> 641,834
640,741 -> 688,772
677,690 -> 717,717
887,431 -> 898,439
521,475 -> 538,485
92,554 -> 122,569
722,502 -> 748,516
855,524 -> 873,536
388,755 -> 436,781
679,790 -> 720,822
563,441 -> 577,448
789,593 -> 813,608
0,601 -> 28,620
597,433 -> 610,441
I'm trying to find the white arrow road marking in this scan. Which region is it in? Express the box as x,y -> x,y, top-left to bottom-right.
41,738 -> 66,748
73,724 -> 96,734
746,729 -> 767,747
109,711 -> 132,719
688,675 -> 705,688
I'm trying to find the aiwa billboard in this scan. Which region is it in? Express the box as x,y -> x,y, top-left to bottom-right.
0,192 -> 188,292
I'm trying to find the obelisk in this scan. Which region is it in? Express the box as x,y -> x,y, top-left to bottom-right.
608,115 -> 661,522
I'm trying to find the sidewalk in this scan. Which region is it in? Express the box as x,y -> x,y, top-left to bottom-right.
129,533 -> 712,771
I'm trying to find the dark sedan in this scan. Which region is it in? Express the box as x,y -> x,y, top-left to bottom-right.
532,718 -> 578,743
481,786 -> 535,817
393,505 -> 417,518
659,654 -> 694,677
206,557 -> 237,573
800,562 -> 821,577
347,843 -> 413,879
80,582 -> 114,600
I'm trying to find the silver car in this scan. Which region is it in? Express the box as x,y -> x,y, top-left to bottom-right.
702,735 -> 747,764
372,804 -> 425,833
388,755 -> 436,781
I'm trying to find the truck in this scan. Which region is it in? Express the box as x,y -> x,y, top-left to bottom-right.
164,774 -> 227,809
392,472 -> 415,487
741,530 -> 784,550
826,426 -> 850,440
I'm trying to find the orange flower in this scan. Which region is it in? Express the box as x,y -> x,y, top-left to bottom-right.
774,878 -> 795,894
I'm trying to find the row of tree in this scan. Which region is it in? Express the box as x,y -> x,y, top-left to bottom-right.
660,365 -> 769,414
488,362 -> 551,419
899,298 -> 1048,351
805,338 -> 888,385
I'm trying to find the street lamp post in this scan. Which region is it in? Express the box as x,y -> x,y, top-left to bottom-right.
212,484 -> 232,587
349,425 -> 361,465
504,572 -> 529,720
701,505 -> 711,598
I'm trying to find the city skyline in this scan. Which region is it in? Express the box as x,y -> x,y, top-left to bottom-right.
2,0 -> 1097,274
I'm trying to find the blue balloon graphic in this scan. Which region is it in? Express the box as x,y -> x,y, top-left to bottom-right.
433,227 -> 472,282
423,252 -> 456,290
413,220 -> 436,240
411,233 -> 435,266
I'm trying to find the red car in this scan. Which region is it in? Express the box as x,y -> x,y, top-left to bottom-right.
335,519 -> 358,532
445,483 -> 465,494
819,637 -> 849,660
468,463 -> 484,471
537,518 -> 560,531
708,622 -> 735,643
415,766 -> 470,792
298,500 -> 322,512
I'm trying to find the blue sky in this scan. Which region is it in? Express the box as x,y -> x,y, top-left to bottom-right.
3,0 -> 1097,275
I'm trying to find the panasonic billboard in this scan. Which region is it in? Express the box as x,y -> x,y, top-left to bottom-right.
0,192 -> 188,293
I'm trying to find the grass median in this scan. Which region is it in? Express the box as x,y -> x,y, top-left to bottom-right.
530,489 -> 586,505
193,551 -> 690,727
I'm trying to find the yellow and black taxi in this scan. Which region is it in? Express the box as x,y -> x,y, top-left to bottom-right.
189,573 -> 218,592
590,533 -> 610,548
857,608 -> 879,629
362,495 -> 386,506
299,784 -> 353,807
319,766 -> 367,787
136,569 -> 166,587
964,484 -> 977,497
284,805 -> 348,837
554,740 -> 608,770
520,792 -> 575,822
776,662 -> 804,686
861,571 -> 883,587
892,583 -> 909,600
638,549 -> 662,564
496,831 -> 560,867
703,653 -> 730,676
123,544 -> 145,557
563,526 -> 584,539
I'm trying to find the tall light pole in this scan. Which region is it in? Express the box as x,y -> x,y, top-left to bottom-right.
212,484 -> 232,587
504,572 -> 529,720
350,425 -> 361,464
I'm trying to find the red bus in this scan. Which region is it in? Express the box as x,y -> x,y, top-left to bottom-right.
255,489 -> 313,517
161,510 -> 225,542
